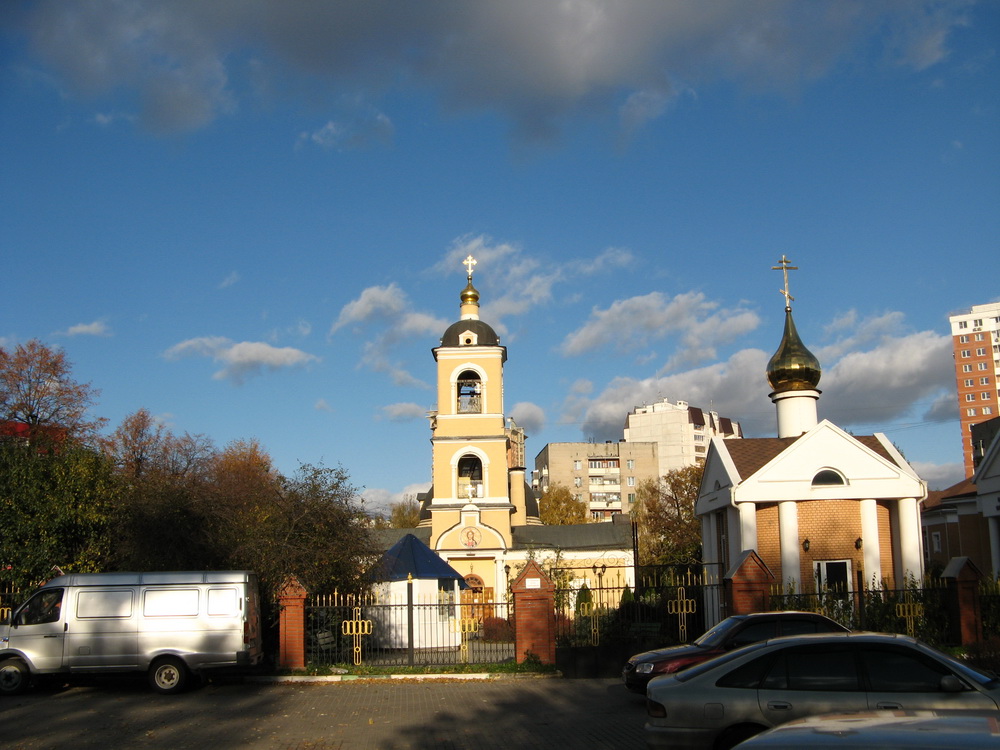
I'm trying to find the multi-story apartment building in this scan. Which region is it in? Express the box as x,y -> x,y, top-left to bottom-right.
623,398 -> 743,478
534,441 -> 658,521
949,302 -> 1000,477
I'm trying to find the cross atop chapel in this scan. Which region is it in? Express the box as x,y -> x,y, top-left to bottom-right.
463,254 -> 477,279
772,255 -> 798,310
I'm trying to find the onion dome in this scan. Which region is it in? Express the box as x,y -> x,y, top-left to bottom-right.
461,279 -> 480,306
766,307 -> 821,392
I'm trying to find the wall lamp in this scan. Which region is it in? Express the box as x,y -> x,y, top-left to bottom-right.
855,537 -> 863,550
802,539 -> 810,552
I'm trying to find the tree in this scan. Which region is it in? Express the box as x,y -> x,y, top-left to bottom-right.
539,484 -> 588,525
0,339 -> 105,444
631,464 -> 704,565
387,496 -> 421,528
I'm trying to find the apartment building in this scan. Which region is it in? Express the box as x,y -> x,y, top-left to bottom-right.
534,441 -> 658,521
949,301 -> 1000,477
623,398 -> 743,478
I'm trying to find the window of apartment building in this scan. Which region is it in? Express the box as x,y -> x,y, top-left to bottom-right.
573,460 -> 582,470
958,321 -> 968,329
980,362 -> 989,370
984,407 -> 994,416
974,319 -> 983,327
977,348 -> 987,356
983,392 -> 992,400
961,350 -> 970,358
968,408 -> 978,417
627,493 -> 636,504
967,394 -> 976,402
626,459 -> 634,469
975,333 -> 985,341
981,377 -> 991,385
959,335 -> 969,343
574,476 -> 582,487
963,364 -> 973,372
965,379 -> 974,387
931,531 -> 942,554
627,476 -> 636,487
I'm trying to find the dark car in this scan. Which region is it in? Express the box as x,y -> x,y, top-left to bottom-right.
644,632 -> 1000,750
622,611 -> 848,692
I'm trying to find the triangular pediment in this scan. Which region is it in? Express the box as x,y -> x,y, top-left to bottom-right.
733,420 -> 924,503
974,426 -> 1000,517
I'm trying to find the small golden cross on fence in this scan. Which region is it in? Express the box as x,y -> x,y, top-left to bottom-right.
341,606 -> 373,666
451,617 -> 479,662
895,591 -> 923,637
667,586 -> 697,643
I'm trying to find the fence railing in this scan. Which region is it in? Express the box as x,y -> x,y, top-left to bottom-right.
305,590 -> 514,668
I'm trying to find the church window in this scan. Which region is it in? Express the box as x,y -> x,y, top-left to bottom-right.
457,455 -> 484,499
811,469 -> 846,486
456,370 -> 483,413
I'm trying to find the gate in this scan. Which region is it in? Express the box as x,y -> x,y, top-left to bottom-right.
306,589 -> 514,668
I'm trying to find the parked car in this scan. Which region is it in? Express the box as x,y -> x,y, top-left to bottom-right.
622,611 -> 848,692
643,632 -> 1000,750
733,710 -> 1000,749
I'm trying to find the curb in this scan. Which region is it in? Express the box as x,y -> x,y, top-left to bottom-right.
249,672 -> 559,684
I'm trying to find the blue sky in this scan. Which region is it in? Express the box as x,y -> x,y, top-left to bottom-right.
2,1 -> 998,512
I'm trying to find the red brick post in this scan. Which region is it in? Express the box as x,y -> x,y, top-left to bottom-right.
278,576 -> 309,670
725,550 -> 776,616
941,557 -> 983,647
511,560 -> 556,665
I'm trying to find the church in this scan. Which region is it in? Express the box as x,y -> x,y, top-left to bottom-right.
381,255 -> 634,601
696,258 -> 926,597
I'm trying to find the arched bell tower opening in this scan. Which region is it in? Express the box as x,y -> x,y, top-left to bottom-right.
456,370 -> 483,414
457,454 -> 484,499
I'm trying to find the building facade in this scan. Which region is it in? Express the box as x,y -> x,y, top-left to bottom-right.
624,398 -> 742,477
949,301 -> 1000,477
534,440 -> 659,520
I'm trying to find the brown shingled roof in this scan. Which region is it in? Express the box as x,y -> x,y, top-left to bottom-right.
723,433 -> 901,481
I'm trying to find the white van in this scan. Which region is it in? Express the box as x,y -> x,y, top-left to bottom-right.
0,571 -> 263,695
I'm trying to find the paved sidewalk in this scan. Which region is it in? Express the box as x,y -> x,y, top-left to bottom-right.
1,677 -> 648,750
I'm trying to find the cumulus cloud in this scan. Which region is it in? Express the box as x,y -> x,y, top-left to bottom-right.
60,320 -> 112,337
330,283 -> 411,334
560,290 -> 759,368
14,2 -> 969,138
361,482 -> 431,517
164,336 -> 318,384
380,402 -> 429,422
510,402 -> 545,436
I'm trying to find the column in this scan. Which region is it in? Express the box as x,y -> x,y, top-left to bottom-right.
897,497 -> 923,582
738,501 -> 758,554
778,501 -> 801,591
859,498 -> 882,587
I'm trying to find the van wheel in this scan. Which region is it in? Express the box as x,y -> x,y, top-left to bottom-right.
148,657 -> 188,695
0,658 -> 29,696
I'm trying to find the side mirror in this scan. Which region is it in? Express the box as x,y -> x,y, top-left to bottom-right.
940,675 -> 964,693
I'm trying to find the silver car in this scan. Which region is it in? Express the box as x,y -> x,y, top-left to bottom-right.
644,632 -> 1000,750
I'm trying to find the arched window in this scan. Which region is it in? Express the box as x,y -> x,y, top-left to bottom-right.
456,370 -> 482,413
812,469 -> 846,486
464,574 -> 485,593
457,454 -> 484,499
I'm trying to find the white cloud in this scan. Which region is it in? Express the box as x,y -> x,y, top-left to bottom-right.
314,398 -> 332,412
560,290 -> 759,366
17,2 -> 970,137
61,320 -> 112,337
297,110 -> 393,151
911,461 -> 965,492
219,271 -> 241,289
361,482 -> 431,516
164,336 -> 319,384
330,283 -> 409,334
510,402 -> 545,435
380,402 -> 428,422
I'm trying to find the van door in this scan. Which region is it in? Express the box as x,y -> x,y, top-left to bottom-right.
10,588 -> 66,671
64,588 -> 138,668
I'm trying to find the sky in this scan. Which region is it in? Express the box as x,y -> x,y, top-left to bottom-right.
1,1 -> 998,514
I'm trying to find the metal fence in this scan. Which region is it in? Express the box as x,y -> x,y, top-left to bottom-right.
306,590 -> 515,668
0,582 -> 20,622
554,564 -> 725,651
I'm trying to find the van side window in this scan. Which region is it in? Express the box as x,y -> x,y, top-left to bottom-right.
144,589 -> 199,617
208,588 -> 239,616
17,589 -> 64,625
77,590 -> 134,619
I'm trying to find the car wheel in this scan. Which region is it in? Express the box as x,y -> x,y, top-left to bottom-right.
148,657 -> 188,695
0,658 -> 30,696
715,723 -> 766,750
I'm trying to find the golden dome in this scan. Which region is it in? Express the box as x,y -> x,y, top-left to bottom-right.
461,279 -> 480,306
767,308 -> 821,391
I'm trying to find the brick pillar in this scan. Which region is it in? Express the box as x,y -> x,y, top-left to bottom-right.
725,550 -> 776,616
942,556 -> 983,647
511,560 -> 556,665
278,576 -> 308,670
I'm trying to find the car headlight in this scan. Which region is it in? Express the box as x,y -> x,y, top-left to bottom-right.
636,662 -> 654,674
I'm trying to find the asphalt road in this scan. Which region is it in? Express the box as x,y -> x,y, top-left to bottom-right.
0,676 -> 648,750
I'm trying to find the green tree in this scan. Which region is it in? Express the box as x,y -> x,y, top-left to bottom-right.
0,438 -> 120,590
631,464 -> 704,565
387,496 -> 421,528
539,484 -> 588,525
0,339 -> 106,444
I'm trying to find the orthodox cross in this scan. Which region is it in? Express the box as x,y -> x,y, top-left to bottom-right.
463,254 -> 477,278
772,255 -> 797,310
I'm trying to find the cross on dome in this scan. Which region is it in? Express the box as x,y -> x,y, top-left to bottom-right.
463,254 -> 477,278
772,255 -> 798,310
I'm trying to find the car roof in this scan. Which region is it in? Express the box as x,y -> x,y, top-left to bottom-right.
762,630 -> 915,647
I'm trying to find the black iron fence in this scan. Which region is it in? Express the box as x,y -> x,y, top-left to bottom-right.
305,590 -> 515,668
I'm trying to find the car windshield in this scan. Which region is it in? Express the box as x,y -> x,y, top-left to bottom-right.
693,617 -> 744,648
674,641 -> 769,683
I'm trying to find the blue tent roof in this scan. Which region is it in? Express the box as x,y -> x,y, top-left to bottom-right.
371,533 -> 468,586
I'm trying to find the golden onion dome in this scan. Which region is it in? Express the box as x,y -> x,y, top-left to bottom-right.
461,279 -> 480,306
767,307 -> 821,391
